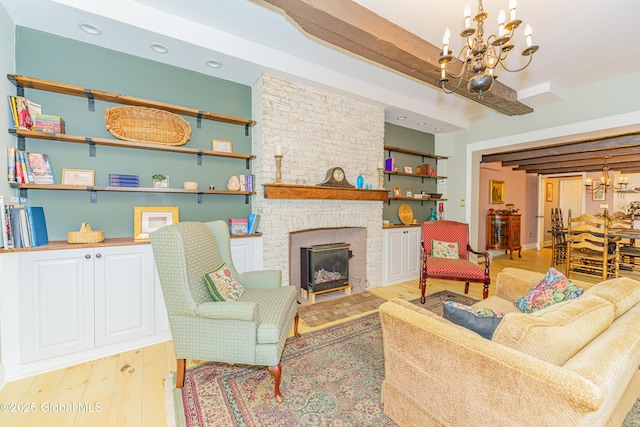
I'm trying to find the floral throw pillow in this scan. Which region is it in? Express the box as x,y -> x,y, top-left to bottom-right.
431,240 -> 459,259
204,263 -> 244,302
515,267 -> 583,313
443,301 -> 504,339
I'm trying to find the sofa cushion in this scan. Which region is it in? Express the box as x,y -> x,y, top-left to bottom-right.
582,276 -> 640,318
443,301 -> 504,339
495,268 -> 592,303
432,240 -> 459,259
204,263 -> 245,302
492,295 -> 614,365
515,267 -> 583,313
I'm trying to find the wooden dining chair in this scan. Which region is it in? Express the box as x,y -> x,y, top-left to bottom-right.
550,208 -> 567,267
566,209 -> 619,281
610,212 -> 640,276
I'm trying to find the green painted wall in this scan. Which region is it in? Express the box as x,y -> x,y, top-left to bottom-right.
13,27 -> 253,239
383,123 -> 438,223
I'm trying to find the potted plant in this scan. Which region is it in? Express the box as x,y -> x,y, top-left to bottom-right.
152,174 -> 168,188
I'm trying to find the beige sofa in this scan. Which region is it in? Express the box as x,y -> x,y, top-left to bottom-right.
379,267 -> 640,426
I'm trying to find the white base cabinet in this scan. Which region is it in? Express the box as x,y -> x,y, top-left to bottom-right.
0,236 -> 264,383
382,227 -> 421,286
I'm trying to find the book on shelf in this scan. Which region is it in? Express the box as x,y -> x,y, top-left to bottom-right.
7,147 -> 16,183
108,173 -> 140,187
34,114 -> 65,134
27,153 -> 54,184
20,150 -> 35,183
17,150 -> 29,183
26,206 -> 48,247
9,206 -> 25,249
6,96 -> 17,128
0,195 -> 20,249
248,213 -> 261,234
15,96 -> 34,130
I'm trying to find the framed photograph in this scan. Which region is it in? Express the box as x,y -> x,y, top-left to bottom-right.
212,139 -> 233,153
592,186 -> 606,201
403,166 -> 413,174
393,187 -> 402,198
134,206 -> 179,241
546,182 -> 553,202
61,168 -> 95,186
490,180 -> 505,204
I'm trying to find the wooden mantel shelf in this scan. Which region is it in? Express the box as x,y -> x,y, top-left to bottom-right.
263,184 -> 388,201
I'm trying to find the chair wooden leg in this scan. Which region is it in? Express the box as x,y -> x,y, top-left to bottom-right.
176,358 -> 186,388
420,278 -> 427,304
268,363 -> 284,403
464,282 -> 470,294
294,312 -> 300,338
483,283 -> 489,299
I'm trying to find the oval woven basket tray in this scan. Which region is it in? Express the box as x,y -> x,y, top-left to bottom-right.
105,106 -> 192,145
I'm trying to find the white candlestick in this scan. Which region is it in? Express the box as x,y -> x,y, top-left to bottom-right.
275,145 -> 282,156
378,161 -> 384,169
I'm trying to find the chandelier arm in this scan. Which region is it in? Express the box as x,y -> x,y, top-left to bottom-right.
498,52 -> 534,73
440,75 -> 466,95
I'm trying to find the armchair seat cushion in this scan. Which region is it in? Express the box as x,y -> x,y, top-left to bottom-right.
239,286 -> 297,344
426,258 -> 486,280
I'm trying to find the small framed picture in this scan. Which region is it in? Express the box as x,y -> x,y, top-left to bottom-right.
546,182 -> 553,202
393,187 -> 402,198
490,180 -> 505,204
592,186 -> 606,201
134,206 -> 179,241
403,166 -> 413,174
212,139 -> 233,153
62,168 -> 95,186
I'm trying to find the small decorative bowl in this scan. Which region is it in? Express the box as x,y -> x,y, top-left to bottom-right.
183,181 -> 198,190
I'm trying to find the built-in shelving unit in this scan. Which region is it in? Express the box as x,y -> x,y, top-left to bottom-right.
7,74 -> 257,204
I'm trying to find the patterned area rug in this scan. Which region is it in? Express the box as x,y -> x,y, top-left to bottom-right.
410,289 -> 480,315
297,291 -> 388,327
168,312 -> 395,427
623,398 -> 640,427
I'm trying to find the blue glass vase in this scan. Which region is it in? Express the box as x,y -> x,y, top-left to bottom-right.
428,207 -> 437,221
356,174 -> 364,189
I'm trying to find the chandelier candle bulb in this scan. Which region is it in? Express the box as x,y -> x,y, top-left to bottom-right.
464,5 -> 471,29
498,9 -> 506,37
524,24 -> 533,47
509,0 -> 517,21
275,145 -> 282,156
443,27 -> 450,54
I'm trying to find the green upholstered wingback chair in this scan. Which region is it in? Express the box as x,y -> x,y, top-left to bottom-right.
150,220 -> 299,402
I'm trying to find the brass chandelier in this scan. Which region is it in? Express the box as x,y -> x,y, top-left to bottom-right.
438,0 -> 539,99
584,157 -> 630,196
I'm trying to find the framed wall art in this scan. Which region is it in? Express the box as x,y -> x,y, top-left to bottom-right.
546,182 -> 553,202
490,180 -> 505,204
212,139 -> 233,153
61,168 -> 95,186
134,206 -> 179,241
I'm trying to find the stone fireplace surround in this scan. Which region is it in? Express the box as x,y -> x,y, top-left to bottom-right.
251,74 -> 386,297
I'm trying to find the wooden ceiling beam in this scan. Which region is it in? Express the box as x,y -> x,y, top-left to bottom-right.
502,146 -> 640,167
263,0 -> 533,116
482,133 -> 640,164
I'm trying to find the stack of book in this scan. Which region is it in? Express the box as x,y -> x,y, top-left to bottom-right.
1,196 -> 49,249
34,114 -> 66,134
108,174 -> 140,187
238,174 -> 255,192
247,213 -> 261,234
7,147 -> 54,184
229,218 -> 249,235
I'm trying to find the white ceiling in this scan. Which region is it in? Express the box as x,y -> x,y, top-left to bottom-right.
3,0 -> 640,134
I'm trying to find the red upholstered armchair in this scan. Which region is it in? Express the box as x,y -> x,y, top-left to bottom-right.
420,220 -> 491,303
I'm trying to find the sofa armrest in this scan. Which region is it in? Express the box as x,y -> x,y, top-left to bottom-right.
379,299 -> 603,425
195,301 -> 258,321
237,270 -> 282,290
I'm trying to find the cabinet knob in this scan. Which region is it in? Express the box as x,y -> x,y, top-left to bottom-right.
85,254 -> 91,259
95,253 -> 102,259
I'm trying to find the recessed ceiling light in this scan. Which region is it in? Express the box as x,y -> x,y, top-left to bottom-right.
417,122 -> 427,126
78,21 -> 102,35
396,116 -> 407,120
433,127 -> 444,131
149,42 -> 169,54
206,59 -> 223,69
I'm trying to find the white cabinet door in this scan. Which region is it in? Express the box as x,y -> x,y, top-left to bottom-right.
404,227 -> 421,277
383,227 -> 421,286
94,245 -> 155,346
20,249 -> 95,363
230,236 -> 263,274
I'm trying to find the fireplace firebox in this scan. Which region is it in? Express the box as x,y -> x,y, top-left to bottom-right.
301,243 -> 352,302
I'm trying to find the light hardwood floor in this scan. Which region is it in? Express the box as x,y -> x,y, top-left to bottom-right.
0,248 -> 570,426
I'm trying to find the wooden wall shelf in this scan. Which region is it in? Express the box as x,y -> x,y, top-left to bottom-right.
263,184 -> 388,201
